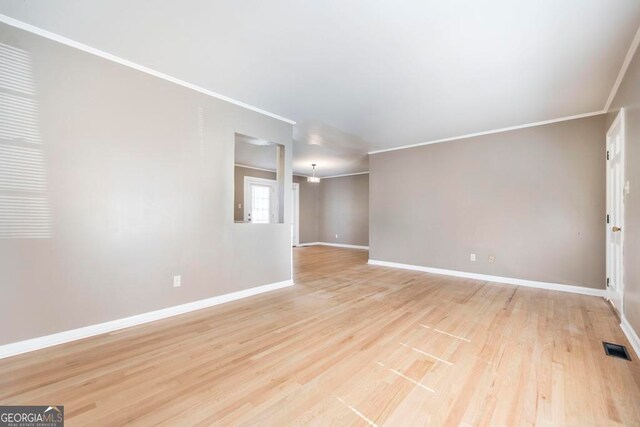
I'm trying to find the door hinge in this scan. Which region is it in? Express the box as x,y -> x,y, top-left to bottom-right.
607,277 -> 610,287
607,150 -> 610,160
606,214 -> 610,224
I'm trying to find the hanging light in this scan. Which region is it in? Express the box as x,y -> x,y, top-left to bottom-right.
307,164 -> 320,183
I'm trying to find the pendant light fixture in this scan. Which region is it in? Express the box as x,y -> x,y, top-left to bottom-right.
307,164 -> 320,183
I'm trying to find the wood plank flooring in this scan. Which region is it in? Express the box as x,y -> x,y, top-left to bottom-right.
1,245 -> 640,425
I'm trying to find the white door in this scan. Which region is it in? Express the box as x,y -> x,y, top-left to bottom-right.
292,183 -> 300,246
606,109 -> 625,314
244,176 -> 277,223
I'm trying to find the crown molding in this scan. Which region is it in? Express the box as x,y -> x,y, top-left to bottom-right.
234,163 -> 277,173
321,171 -> 369,179
0,14 -> 296,125
368,110 -> 605,155
604,24 -> 640,112
234,164 -> 312,180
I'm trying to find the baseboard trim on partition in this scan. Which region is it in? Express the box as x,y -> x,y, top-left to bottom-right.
0,279 -> 294,360
297,242 -> 322,247
297,242 -> 369,250
621,315 -> 640,360
367,259 -> 604,297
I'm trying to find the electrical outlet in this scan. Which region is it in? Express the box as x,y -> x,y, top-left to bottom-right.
488,255 -> 496,263
470,253 -> 476,262
335,234 -> 338,238
173,275 -> 181,287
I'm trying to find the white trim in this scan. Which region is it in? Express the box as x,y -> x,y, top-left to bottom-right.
367,259 -> 604,297
605,108 -> 626,313
620,315 -> 640,360
235,163 -> 277,174
321,171 -> 370,179
368,111 -> 604,154
322,242 -> 369,250
0,279 -> 294,360
604,24 -> 640,111
299,242 -> 369,250
234,164 -> 311,180
0,14 -> 295,125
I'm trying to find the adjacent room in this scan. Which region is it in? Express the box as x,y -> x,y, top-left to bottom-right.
1,1 -> 640,425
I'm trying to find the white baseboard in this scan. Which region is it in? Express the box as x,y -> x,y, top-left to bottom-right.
620,315 -> 640,359
367,259 -> 604,297
298,242 -> 369,250
0,279 -> 294,360
297,242 -> 322,246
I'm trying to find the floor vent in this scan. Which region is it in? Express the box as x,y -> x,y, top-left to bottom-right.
603,342 -> 631,361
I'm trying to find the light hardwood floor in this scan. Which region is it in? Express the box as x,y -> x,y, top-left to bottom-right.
1,245 -> 640,425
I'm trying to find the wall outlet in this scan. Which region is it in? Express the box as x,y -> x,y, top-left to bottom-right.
488,255 -> 496,263
335,234 -> 338,238
173,275 -> 181,287
470,253 -> 476,262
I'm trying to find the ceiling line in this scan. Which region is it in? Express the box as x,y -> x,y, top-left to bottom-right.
234,163 -> 278,173
235,163 -> 312,178
234,163 -> 369,179
604,23 -> 640,112
0,14 -> 296,125
321,171 -> 369,179
367,110 -> 605,155
3,13 -> 633,158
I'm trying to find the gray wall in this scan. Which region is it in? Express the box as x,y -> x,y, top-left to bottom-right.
0,24 -> 293,345
290,174 -> 369,246
293,175 -> 320,244
370,115 -> 606,289
319,174 -> 369,246
608,43 -> 640,336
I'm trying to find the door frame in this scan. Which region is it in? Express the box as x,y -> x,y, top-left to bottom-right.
243,176 -> 278,223
606,108 -> 625,313
292,183 -> 300,246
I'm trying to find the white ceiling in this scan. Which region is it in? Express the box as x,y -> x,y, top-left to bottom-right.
1,1 -> 639,177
